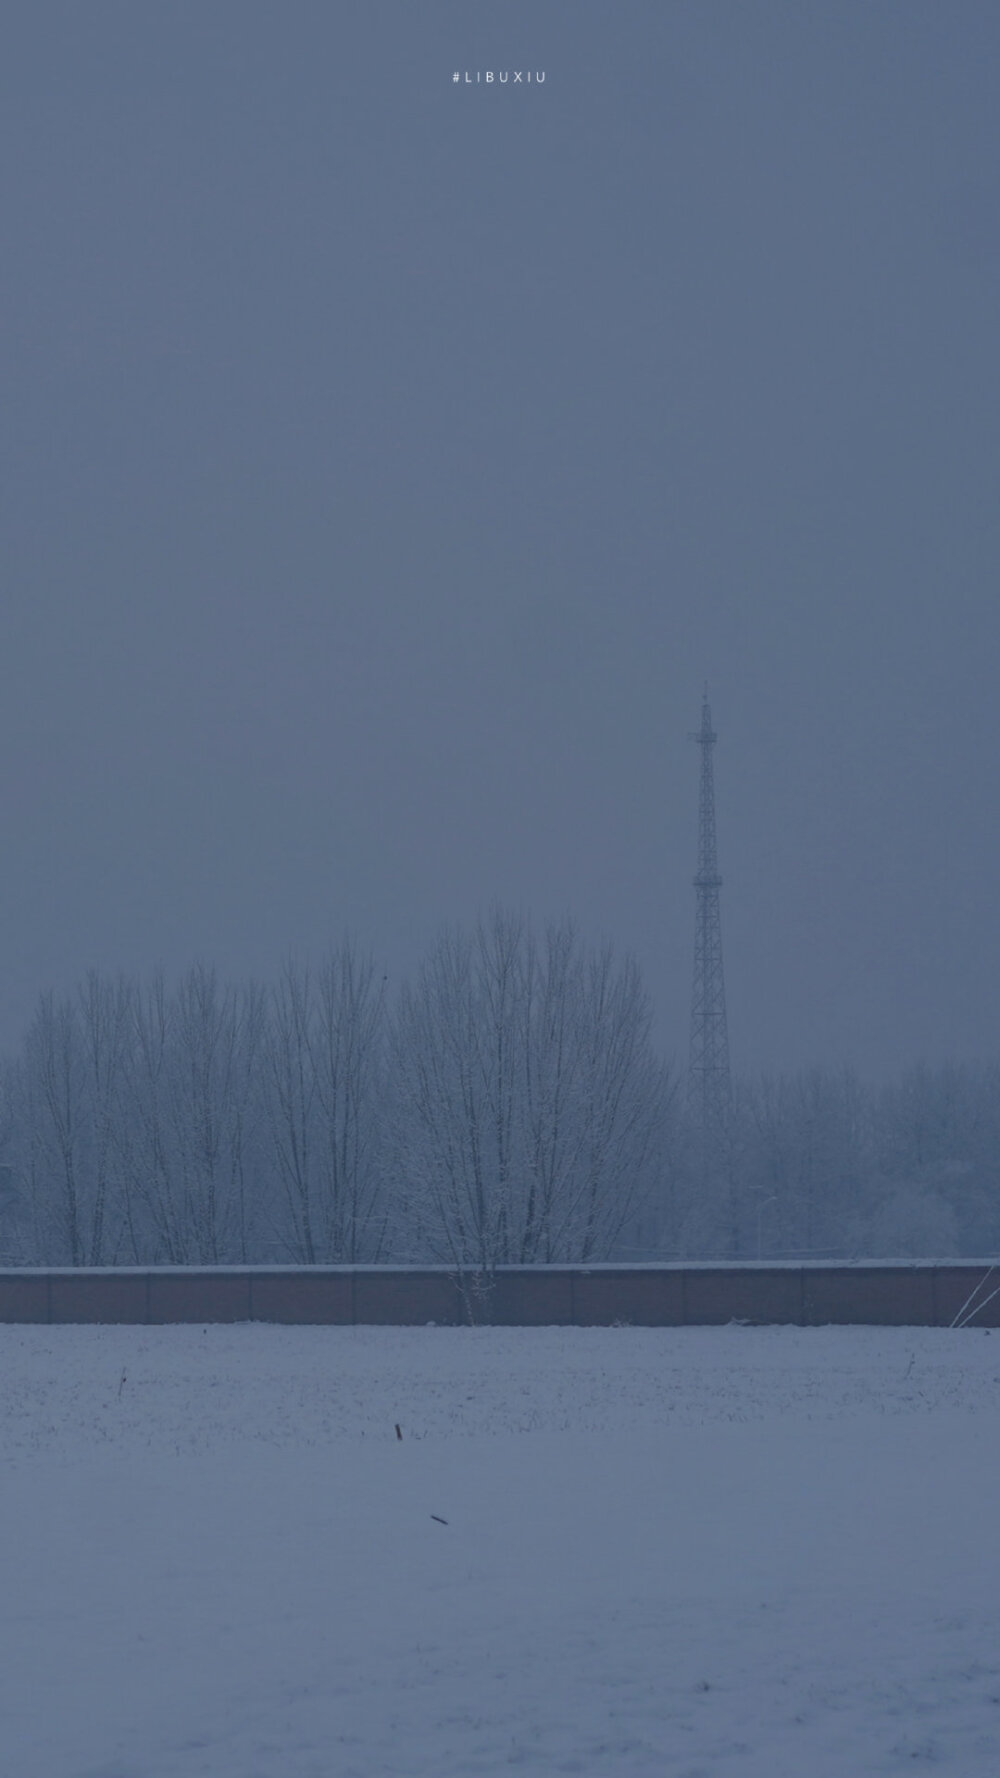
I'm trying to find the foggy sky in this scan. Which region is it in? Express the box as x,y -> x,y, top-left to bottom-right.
2,2 -> 998,1078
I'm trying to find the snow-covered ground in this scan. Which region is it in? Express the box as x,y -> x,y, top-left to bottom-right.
1,1325 -> 998,1777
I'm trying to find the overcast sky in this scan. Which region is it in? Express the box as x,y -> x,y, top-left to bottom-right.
1,2 -> 998,1078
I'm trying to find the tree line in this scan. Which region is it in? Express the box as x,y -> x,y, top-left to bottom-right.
0,911 -> 997,1267
634,1059 -> 1000,1263
0,914 -> 663,1269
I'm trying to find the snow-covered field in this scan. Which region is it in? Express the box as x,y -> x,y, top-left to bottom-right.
1,1325 -> 998,1777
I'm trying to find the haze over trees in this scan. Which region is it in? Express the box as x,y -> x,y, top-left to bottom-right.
0,913 -> 997,1267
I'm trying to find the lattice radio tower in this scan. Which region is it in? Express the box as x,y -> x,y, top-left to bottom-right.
688,689 -> 732,1139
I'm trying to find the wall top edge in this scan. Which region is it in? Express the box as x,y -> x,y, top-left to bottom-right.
0,1260 -> 995,1280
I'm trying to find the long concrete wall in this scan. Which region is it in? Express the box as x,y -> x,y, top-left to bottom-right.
0,1264 -> 996,1326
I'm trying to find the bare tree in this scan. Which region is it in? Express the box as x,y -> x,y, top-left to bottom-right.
312,943 -> 386,1261
77,971 -> 133,1263
167,965 -> 262,1263
115,973 -> 182,1261
263,961 -> 319,1261
23,992 -> 89,1263
262,947 -> 387,1262
390,911 -> 664,1285
0,1054 -> 26,1263
112,968 -> 264,1263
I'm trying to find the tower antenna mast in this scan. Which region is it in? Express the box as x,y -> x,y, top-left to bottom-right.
688,688 -> 732,1140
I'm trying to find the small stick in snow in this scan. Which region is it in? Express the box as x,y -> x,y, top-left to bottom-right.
430,1515 -> 448,1525
395,1423 -> 402,1440
118,1368 -> 127,1399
